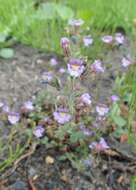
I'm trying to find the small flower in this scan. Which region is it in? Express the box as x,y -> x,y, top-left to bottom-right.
101,35 -> 113,44
81,93 -> 92,105
0,102 -> 4,108
81,158 -> 92,167
83,36 -> 93,47
23,101 -> 34,111
53,108 -> 71,124
61,37 -> 70,47
89,137 -> 109,151
8,112 -> 20,125
115,33 -> 124,45
91,60 -> 105,73
67,58 -> 85,77
59,67 -> 66,73
79,125 -> 92,136
50,58 -> 58,66
2,104 -> 10,113
96,104 -> 109,116
60,37 -> 70,57
41,71 -> 53,83
68,18 -> 84,27
121,56 -> 132,67
33,125 -> 44,138
111,95 -> 119,102
43,117 -> 49,122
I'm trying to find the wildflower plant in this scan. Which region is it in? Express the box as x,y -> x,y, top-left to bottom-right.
25,19 -> 112,169
0,19 -> 121,172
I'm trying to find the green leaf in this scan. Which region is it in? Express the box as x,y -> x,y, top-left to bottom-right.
113,115 -> 126,127
110,102 -> 120,117
56,4 -> 74,20
35,3 -> 74,20
41,136 -> 49,145
0,33 -> 7,43
36,3 -> 57,20
0,48 -> 14,59
70,131 -> 85,143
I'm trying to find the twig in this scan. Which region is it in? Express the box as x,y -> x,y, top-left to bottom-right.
28,178 -> 38,190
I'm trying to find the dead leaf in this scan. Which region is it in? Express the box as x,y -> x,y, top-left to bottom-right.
120,133 -> 128,143
117,175 -> 124,184
104,149 -> 120,157
131,120 -> 136,133
120,104 -> 129,117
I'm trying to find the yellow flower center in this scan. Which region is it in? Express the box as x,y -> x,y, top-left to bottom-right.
60,112 -> 66,117
71,64 -> 80,70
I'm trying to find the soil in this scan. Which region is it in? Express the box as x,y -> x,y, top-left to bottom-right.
0,41 -> 135,190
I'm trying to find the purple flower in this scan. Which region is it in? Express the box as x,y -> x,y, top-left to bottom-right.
121,56 -> 132,67
79,125 -> 92,136
111,95 -> 119,102
96,104 -> 109,116
81,159 -> 91,167
41,71 -> 53,82
91,60 -> 105,73
33,125 -> 44,138
60,37 -> 70,57
2,104 -> 10,113
53,108 -> 71,124
23,101 -> 34,111
115,33 -> 124,45
0,102 -> 4,108
89,137 -> 109,151
43,116 -> 49,122
50,58 -> 58,66
101,35 -> 113,44
8,112 -> 20,125
81,93 -> 92,105
59,67 -> 66,73
67,58 -> 85,77
68,18 -> 84,27
83,36 -> 93,47
61,37 -> 70,47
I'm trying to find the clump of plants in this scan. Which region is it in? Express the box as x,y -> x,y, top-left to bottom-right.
0,18 -> 134,173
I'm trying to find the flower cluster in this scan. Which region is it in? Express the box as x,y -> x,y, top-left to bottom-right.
101,32 -> 125,45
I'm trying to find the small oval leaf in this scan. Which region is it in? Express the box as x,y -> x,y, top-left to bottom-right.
0,48 -> 14,59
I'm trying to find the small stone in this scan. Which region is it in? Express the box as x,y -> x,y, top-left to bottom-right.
13,180 -> 28,190
60,175 -> 68,182
36,59 -> 44,64
45,156 -> 54,164
28,167 -> 37,178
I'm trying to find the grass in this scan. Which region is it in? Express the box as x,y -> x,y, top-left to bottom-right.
0,0 -> 135,53
66,0 -> 136,32
0,0 -> 67,52
131,174 -> 136,190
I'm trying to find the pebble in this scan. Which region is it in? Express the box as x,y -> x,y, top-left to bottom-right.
3,180 -> 28,190
45,156 -> 55,164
